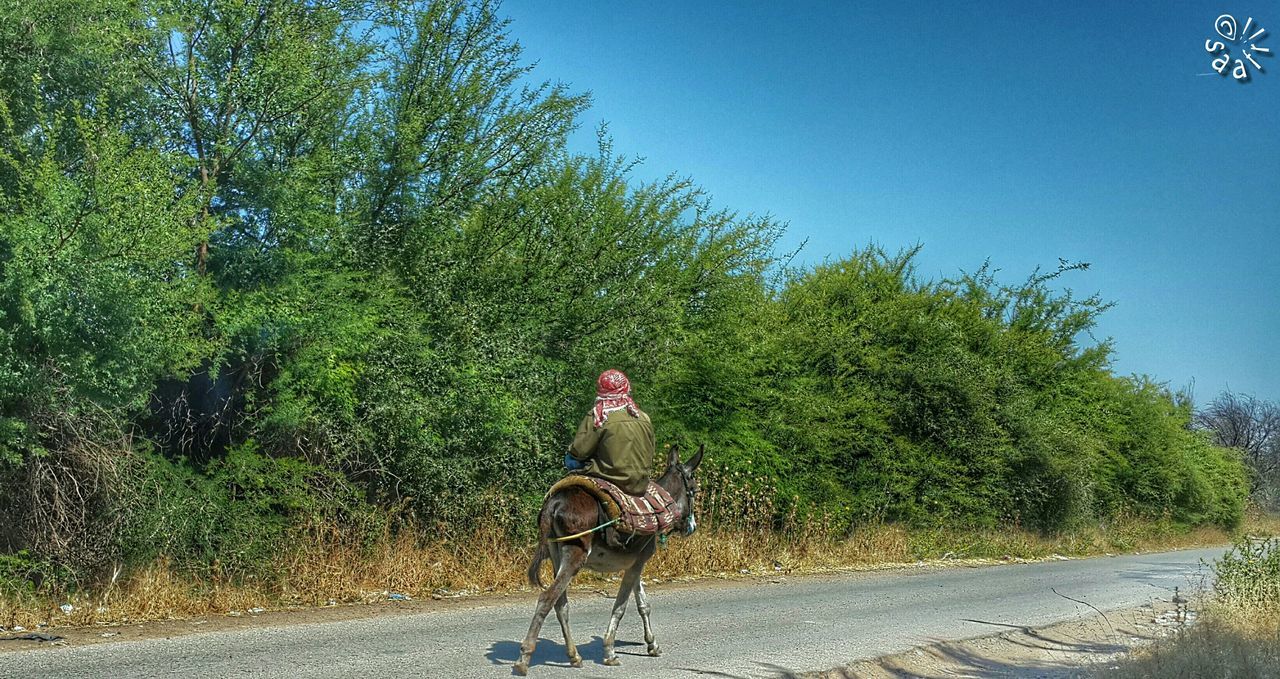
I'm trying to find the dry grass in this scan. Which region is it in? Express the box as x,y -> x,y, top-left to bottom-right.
0,517 -> 533,630
1095,601 -> 1280,678
1240,507 -> 1280,537
1096,531 -> 1280,678
2,493 -> 1276,633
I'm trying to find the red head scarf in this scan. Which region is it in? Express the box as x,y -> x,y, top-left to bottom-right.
593,369 -> 642,427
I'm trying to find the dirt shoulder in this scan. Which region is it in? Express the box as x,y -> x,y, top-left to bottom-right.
807,600 -> 1191,678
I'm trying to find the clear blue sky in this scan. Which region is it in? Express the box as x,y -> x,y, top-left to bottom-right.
501,1 -> 1279,404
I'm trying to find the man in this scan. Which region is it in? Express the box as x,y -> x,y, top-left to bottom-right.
565,369 -> 655,496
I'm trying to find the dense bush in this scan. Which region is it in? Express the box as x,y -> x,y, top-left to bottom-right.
751,250 -> 1247,532
115,441 -> 371,576
0,0 -> 1248,581
1214,536 -> 1280,607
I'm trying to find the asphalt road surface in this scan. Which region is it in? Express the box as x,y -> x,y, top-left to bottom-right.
0,547 -> 1221,678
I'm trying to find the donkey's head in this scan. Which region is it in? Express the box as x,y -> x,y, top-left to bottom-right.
660,443 -> 705,536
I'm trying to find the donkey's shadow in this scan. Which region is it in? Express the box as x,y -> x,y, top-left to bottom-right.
487,636 -> 647,672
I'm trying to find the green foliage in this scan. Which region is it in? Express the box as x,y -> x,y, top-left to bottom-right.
1214,537 -> 1280,606
0,0 -> 1248,580
118,442 -> 367,576
0,550 -> 72,597
0,108 -> 208,413
762,247 -> 1244,532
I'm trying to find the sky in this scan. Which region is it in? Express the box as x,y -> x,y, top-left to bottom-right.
500,1 -> 1279,404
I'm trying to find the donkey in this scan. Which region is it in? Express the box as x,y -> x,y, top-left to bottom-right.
513,443 -> 704,675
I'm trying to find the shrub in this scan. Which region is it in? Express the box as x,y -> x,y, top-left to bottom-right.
1214,536 -> 1280,607
116,442 -> 367,578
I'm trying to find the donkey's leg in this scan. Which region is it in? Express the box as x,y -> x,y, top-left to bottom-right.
634,579 -> 660,656
553,590 -> 582,667
547,546 -> 583,667
515,542 -> 587,676
602,566 -> 642,666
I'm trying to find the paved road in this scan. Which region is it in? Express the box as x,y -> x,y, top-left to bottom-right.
0,548 -> 1221,678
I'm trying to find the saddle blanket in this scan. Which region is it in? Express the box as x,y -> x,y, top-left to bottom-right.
546,474 -> 682,535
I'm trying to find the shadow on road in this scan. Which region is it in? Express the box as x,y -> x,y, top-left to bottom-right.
763,646 -> 1099,679
485,635 -> 645,674
763,616 -> 1161,679
958,618 -> 1134,654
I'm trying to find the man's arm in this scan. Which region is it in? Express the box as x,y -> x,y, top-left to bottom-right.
643,415 -> 657,471
569,414 -> 602,461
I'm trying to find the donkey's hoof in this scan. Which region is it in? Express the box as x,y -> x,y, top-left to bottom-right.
603,657 -> 621,666
648,645 -> 662,657
513,661 -> 529,676
569,656 -> 583,668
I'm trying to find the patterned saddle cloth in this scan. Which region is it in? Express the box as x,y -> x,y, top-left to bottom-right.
546,474 -> 682,535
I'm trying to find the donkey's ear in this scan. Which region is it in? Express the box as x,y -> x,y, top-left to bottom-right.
686,443 -> 705,471
666,443 -> 680,468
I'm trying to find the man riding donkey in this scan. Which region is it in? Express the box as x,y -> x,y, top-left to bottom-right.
514,369 -> 704,675
565,369 -> 655,495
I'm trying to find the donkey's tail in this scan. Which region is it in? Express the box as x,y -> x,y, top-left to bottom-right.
528,501 -> 552,589
527,538 -> 549,589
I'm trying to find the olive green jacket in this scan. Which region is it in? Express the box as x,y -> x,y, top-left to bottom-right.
568,409 -> 655,496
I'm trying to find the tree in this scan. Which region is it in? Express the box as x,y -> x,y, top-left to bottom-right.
1197,391 -> 1280,505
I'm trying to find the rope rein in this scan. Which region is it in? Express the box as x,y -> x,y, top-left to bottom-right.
550,517 -> 619,543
